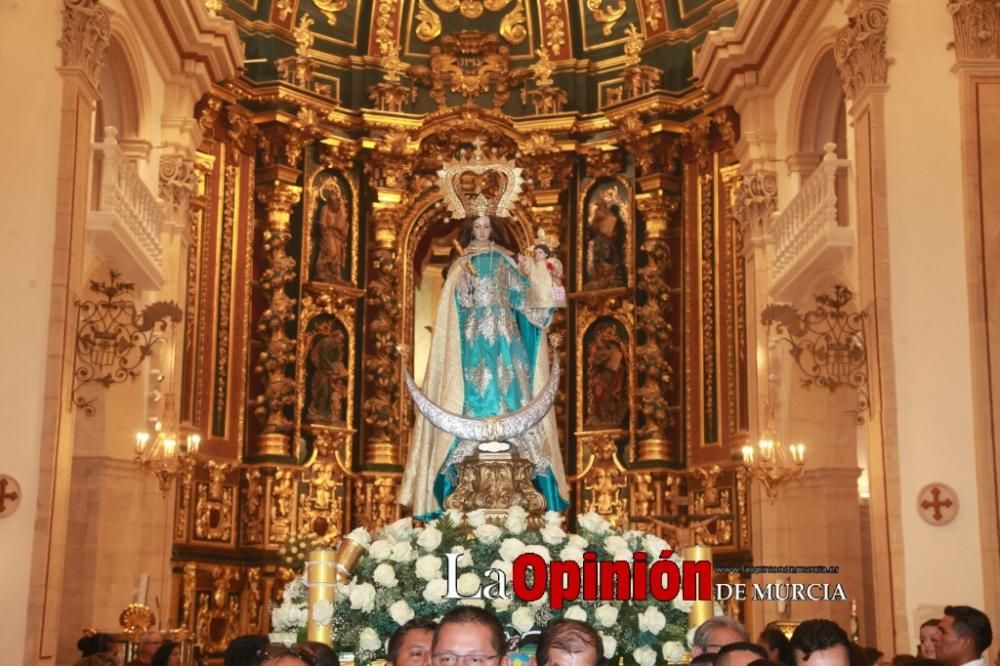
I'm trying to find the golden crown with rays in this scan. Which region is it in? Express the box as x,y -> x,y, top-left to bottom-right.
437,138 -> 525,219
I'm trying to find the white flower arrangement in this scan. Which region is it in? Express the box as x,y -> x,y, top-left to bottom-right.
271,511 -> 692,665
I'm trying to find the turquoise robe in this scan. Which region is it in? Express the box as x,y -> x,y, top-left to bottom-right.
418,249 -> 570,520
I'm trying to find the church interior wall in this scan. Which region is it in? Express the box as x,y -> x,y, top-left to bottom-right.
881,0 -> 986,643
0,3 -> 64,664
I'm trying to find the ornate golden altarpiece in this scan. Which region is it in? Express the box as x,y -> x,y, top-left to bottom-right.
168,0 -> 754,655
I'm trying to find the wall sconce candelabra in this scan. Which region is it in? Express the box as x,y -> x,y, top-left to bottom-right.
740,425 -> 806,499
134,392 -> 201,495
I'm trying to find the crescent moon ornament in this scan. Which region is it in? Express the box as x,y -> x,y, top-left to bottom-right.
402,346 -> 560,444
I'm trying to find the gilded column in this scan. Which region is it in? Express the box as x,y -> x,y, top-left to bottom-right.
253,180 -> 302,457
634,187 -> 679,462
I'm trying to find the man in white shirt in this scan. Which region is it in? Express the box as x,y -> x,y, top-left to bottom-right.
936,605 -> 993,666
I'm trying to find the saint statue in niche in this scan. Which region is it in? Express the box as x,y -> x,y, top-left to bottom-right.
584,184 -> 627,289
312,174 -> 350,284
400,214 -> 569,520
586,321 -> 628,428
306,319 -> 348,425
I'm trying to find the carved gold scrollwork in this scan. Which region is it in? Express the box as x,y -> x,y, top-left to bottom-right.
313,0 -> 349,25
586,0 -> 628,36
416,0 -> 443,41
433,0 -> 460,10
500,0 -> 528,45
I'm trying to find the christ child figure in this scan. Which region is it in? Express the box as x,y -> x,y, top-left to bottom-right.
520,242 -> 565,308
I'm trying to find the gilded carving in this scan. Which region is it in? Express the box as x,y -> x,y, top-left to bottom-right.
270,468 -> 297,544
313,0 -> 349,25
243,469 -> 265,545
213,165 -> 237,434
59,0 -> 111,89
834,1 -> 891,101
948,0 -> 1000,62
415,0 -> 443,42
444,454 -> 546,520
194,466 -> 235,544
634,191 -> 677,459
254,183 -> 302,456
198,96 -> 223,133
181,563 -> 197,630
410,31 -> 530,109
246,567 -> 262,634
175,469 -> 192,541
298,291 -> 358,438
581,436 -> 628,527
298,461 -> 345,539
700,171 -> 718,443
642,0 -> 663,30
353,475 -> 400,531
586,0 -> 628,36
541,2 -> 568,56
499,0 -> 528,45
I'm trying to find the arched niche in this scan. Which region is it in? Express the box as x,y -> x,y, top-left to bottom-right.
95,22 -> 151,158
787,29 -> 849,174
399,190 -> 534,386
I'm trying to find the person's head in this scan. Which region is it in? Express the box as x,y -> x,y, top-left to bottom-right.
151,641 -> 180,666
692,617 -> 750,656
78,633 -> 116,657
759,627 -> 793,666
790,620 -> 851,666
532,619 -> 601,666
73,656 -> 118,666
138,632 -> 164,663
716,642 -> 769,666
253,644 -> 319,666
226,635 -> 270,666
919,620 -> 941,659
297,642 -> 339,666
862,647 -> 883,666
432,606 -> 510,666
388,618 -> 438,666
937,606 -> 993,666
534,245 -> 551,261
691,654 -> 719,666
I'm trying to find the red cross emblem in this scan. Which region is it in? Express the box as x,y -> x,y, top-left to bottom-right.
0,475 -> 21,518
917,483 -> 958,526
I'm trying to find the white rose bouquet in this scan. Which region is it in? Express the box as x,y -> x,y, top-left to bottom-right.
271,511 -> 692,665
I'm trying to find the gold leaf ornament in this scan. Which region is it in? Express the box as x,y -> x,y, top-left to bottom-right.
484,0 -> 511,10
416,0 -> 443,41
500,0 -> 528,45
313,0 -> 348,25
459,0 -> 484,19
432,0 -> 460,10
587,0 -> 628,36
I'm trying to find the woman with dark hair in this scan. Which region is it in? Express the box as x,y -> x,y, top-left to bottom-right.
78,633 -> 116,658
151,641 -> 181,666
758,627 -> 793,666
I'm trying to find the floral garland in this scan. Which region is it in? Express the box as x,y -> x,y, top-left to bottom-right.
272,509 -> 703,666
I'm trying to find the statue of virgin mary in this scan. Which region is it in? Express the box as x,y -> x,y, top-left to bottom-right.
399,148 -> 570,519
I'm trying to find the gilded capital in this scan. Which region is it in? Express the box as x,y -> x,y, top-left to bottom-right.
636,190 -> 678,240
835,1 -> 892,101
948,0 -> 1000,63
59,0 -> 111,89
257,182 -> 302,230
